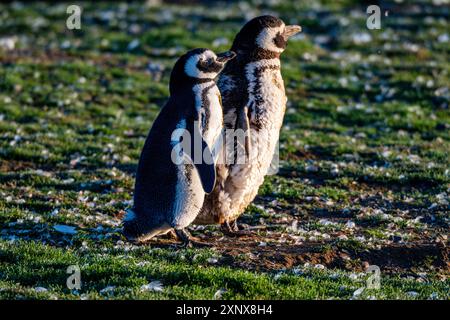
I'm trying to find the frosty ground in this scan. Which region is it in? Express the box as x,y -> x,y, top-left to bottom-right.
0,1 -> 448,299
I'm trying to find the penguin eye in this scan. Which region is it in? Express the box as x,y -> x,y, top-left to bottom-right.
198,58 -> 214,71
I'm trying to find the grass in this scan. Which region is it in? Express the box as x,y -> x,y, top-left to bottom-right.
0,0 -> 449,300
0,240 -> 447,300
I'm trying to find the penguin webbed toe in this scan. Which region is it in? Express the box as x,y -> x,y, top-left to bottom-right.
174,228 -> 211,248
221,220 -> 251,237
220,220 -> 237,235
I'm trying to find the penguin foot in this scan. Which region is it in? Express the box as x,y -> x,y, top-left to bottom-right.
160,229 -> 178,240
230,220 -> 244,232
220,220 -> 252,237
220,220 -> 234,234
174,229 -> 211,248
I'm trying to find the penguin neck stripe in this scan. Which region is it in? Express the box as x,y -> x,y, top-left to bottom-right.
252,48 -> 281,60
193,82 -> 216,112
194,78 -> 215,83
232,48 -> 281,62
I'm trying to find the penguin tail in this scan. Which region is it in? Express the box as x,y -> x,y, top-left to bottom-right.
122,208 -> 140,242
122,208 -> 172,243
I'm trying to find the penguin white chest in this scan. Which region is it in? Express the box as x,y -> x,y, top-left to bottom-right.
172,164 -> 204,229
245,59 -> 286,170
225,59 -> 287,219
246,59 -> 286,130
205,86 -> 223,147
171,82 -> 223,228
193,83 -> 223,149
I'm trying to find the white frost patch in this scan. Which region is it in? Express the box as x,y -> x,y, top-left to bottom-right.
437,33 -> 448,43
127,39 -> 140,51
345,221 -> 356,229
353,287 -> 365,297
140,281 -> 164,292
213,288 -> 227,300
319,219 -> 336,226
53,225 -> 77,235
352,32 -> 372,44
0,36 -> 17,50
207,257 -> 218,264
100,286 -> 116,295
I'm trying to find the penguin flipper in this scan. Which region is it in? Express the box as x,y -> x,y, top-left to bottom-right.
236,105 -> 251,157
184,124 -> 216,194
192,134 -> 216,194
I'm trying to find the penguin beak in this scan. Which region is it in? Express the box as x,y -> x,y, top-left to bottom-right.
216,51 -> 236,63
284,25 -> 302,39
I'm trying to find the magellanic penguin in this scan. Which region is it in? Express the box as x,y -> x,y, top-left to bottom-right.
194,16 -> 301,233
123,48 -> 236,245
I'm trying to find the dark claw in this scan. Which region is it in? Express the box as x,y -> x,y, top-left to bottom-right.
220,220 -> 235,235
221,220 -> 252,237
175,228 -> 211,247
229,220 -> 240,232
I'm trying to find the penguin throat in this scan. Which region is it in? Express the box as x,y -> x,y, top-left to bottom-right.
233,47 -> 281,61
253,48 -> 281,60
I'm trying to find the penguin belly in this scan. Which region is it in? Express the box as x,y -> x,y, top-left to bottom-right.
203,85 -> 224,147
168,81 -> 223,230
193,82 -> 224,152
226,61 -> 286,221
170,163 -> 205,229
124,158 -> 205,242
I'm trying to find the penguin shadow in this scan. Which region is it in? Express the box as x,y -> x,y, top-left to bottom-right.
126,224 -> 262,249
129,230 -> 216,249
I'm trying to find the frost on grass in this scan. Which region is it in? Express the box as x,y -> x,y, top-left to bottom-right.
53,225 -> 77,235
140,281 -> 164,293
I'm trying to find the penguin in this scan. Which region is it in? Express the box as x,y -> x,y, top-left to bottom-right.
123,48 -> 236,245
194,16 -> 301,234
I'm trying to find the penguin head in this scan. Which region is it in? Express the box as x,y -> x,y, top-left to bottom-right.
170,48 -> 236,93
184,49 -> 237,79
231,15 -> 301,55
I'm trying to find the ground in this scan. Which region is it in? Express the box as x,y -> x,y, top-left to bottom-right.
0,0 -> 448,300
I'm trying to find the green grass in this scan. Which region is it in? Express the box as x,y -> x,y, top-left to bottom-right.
0,0 -> 448,300
0,240 -> 448,300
